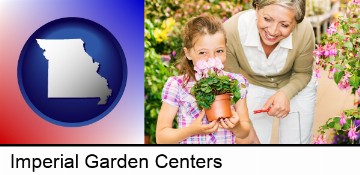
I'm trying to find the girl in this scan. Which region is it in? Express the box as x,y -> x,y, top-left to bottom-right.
156,15 -> 259,144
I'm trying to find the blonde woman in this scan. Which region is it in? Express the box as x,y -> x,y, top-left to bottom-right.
224,0 -> 317,144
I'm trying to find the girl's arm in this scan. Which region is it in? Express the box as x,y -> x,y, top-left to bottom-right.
232,97 -> 252,139
218,97 -> 251,139
156,102 -> 219,144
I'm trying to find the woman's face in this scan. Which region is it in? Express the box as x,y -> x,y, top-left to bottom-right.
184,32 -> 226,65
256,4 -> 296,47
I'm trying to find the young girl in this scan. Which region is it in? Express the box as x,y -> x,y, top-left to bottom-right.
156,15 -> 259,144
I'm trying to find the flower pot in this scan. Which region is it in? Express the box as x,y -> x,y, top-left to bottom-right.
144,135 -> 150,144
204,94 -> 232,122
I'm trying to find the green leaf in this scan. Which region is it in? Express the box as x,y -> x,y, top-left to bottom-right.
328,121 -> 335,128
321,125 -> 328,130
349,75 -> 359,89
352,23 -> 360,30
344,42 -> 353,50
334,123 -> 341,130
333,117 -> 340,123
334,64 -> 344,71
334,71 -> 345,84
343,123 -> 350,130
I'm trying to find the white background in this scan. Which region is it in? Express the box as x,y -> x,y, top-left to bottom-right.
0,146 -> 358,175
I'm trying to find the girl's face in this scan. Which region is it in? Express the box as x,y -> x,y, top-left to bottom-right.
184,32 -> 226,66
256,4 -> 296,47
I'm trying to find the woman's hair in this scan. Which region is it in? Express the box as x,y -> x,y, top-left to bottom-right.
252,0 -> 305,23
178,14 -> 226,86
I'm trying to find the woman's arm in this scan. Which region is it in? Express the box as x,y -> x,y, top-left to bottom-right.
279,18 -> 315,99
263,19 -> 315,118
156,103 -> 219,144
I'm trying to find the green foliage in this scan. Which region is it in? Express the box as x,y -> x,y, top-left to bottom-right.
144,39 -> 178,144
316,107 -> 360,144
314,2 -> 360,95
313,1 -> 360,144
145,0 -> 251,61
190,71 -> 241,110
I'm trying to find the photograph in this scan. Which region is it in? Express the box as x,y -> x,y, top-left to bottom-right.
144,0 -> 360,144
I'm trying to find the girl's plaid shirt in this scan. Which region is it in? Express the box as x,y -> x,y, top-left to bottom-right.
161,71 -> 248,144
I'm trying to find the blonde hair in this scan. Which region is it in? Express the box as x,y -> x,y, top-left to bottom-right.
252,0 -> 305,23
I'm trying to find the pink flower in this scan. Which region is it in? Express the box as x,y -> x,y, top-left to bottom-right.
314,56 -> 320,65
323,43 -> 337,57
313,45 -> 324,58
328,68 -> 337,79
194,60 -> 209,80
340,113 -> 346,126
214,57 -> 224,71
314,134 -> 327,144
315,68 -> 321,79
353,0 -> 360,5
203,5 -> 210,10
161,54 -> 171,62
338,72 -> 351,90
207,58 -> 217,71
357,88 -> 360,96
348,123 -> 359,141
326,26 -> 337,36
194,58 -> 225,80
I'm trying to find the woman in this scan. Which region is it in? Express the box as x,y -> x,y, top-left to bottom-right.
224,0 -> 317,144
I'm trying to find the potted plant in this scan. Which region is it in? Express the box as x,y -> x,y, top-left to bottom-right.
313,1 -> 360,144
190,57 -> 242,121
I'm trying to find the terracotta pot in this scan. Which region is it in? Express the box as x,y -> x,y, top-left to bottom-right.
144,135 -> 150,144
204,94 -> 232,122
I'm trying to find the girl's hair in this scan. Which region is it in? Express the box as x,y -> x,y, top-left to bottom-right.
252,0 -> 306,23
178,14 -> 226,86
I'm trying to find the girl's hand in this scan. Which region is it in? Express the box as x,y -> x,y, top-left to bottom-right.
189,110 -> 219,135
219,109 -> 240,131
262,91 -> 290,118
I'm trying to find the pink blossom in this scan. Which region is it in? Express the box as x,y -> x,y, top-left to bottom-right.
207,58 -> 217,70
348,123 -> 359,141
314,134 -> 327,144
313,45 -> 324,57
194,58 -> 225,80
353,0 -> 360,5
326,22 -> 339,36
203,5 -> 210,10
161,54 -> 171,62
326,26 -> 337,36
315,68 -> 321,79
194,60 -> 209,80
195,73 -> 202,81
357,88 -> 360,96
328,68 -> 337,79
314,56 -> 320,65
323,43 -> 337,57
338,72 -> 351,90
214,57 -> 224,70
340,113 -> 346,126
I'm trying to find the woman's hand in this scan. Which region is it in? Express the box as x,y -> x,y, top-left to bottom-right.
189,110 -> 219,135
263,91 -> 290,118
